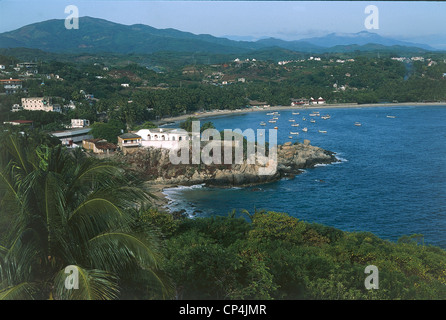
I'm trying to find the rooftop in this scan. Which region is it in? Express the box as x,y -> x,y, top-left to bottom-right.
119,133 -> 141,139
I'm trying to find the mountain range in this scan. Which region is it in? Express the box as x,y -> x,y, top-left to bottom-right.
0,17 -> 440,56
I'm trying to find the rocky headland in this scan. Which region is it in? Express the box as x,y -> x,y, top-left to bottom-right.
114,139 -> 338,188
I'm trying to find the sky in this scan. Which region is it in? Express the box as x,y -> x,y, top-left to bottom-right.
0,1 -> 445,45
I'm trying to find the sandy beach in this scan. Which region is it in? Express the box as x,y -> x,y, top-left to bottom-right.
155,101 -> 446,125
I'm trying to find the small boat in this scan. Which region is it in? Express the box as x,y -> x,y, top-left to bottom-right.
288,136 -> 293,139
319,130 -> 327,133
310,119 -> 316,123
268,120 -> 276,123
290,132 -> 299,135
266,112 -> 274,115
302,127 -> 308,132
354,122 -> 362,126
386,115 -> 396,118
292,112 -> 300,115
289,119 -> 295,122
291,123 -> 299,127
260,122 -> 266,126
309,113 -> 317,116
302,117 -> 306,121
273,126 -> 278,129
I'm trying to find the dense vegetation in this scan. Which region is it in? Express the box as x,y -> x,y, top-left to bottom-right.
150,209 -> 446,300
0,131 -> 170,299
1,47 -> 446,300
1,131 -> 445,300
1,52 -> 446,135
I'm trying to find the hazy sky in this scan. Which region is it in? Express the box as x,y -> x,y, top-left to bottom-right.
0,1 -> 445,43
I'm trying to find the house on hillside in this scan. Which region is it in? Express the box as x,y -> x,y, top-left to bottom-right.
21,97 -> 61,112
0,78 -> 22,94
117,133 -> 142,154
135,128 -> 194,150
70,119 -> 90,128
83,139 -> 117,154
3,120 -> 33,127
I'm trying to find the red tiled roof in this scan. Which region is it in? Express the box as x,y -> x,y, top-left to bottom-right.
8,120 -> 33,124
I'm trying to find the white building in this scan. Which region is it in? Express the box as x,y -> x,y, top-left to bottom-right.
71,119 -> 90,128
309,97 -> 326,105
1,78 -> 22,94
135,128 -> 194,150
21,97 -> 59,112
11,104 -> 22,112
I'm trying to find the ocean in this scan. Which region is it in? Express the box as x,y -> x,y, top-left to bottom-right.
163,105 -> 446,248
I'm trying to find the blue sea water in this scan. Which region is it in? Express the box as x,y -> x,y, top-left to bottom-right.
163,105 -> 446,248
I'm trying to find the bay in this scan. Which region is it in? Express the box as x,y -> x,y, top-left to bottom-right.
163,105 -> 446,248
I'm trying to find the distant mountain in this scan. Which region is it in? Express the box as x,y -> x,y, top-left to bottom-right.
0,17 -> 252,54
300,31 -> 437,51
0,17 -> 438,56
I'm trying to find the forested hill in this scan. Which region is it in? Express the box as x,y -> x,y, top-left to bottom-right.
0,16 -> 438,55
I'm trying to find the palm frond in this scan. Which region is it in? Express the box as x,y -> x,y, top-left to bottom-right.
0,282 -> 37,300
87,231 -> 161,273
53,265 -> 119,300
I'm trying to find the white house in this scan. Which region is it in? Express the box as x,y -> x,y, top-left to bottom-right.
135,128 -> 193,150
309,97 -> 326,105
71,119 -> 90,128
22,97 -> 57,112
317,97 -> 326,104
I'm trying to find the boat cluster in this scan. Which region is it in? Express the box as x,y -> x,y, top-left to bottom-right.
261,109 -> 332,139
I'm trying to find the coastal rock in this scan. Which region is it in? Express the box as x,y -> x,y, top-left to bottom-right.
114,141 -> 338,187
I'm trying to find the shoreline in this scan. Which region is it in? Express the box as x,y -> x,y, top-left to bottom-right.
156,101 -> 446,125
147,183 -> 172,211
149,101 -> 446,213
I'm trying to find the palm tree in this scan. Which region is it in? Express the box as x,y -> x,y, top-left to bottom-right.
0,133 -> 170,299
